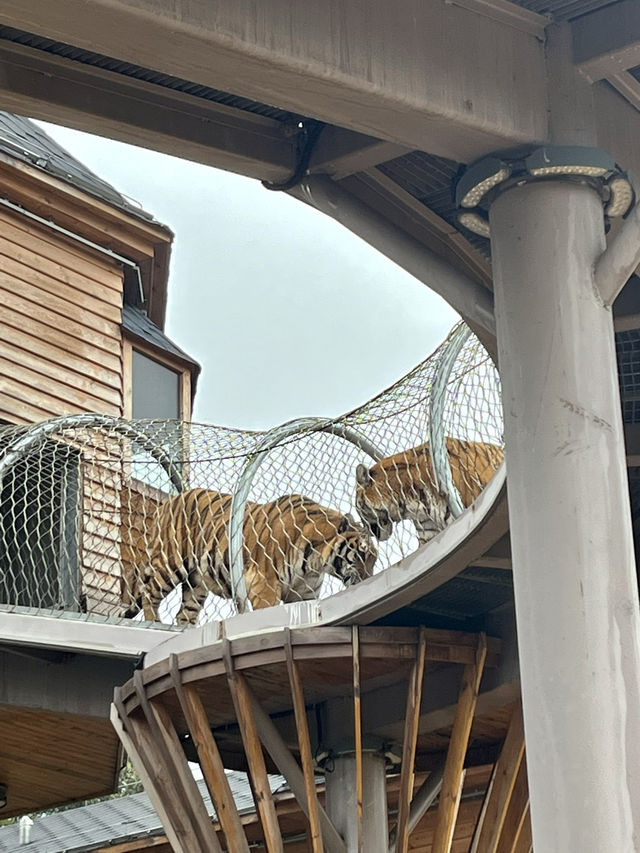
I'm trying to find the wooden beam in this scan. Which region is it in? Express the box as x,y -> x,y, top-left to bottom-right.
309,126 -> 409,179
352,626 -> 364,853
495,755 -> 529,853
111,699 -> 186,853
247,684 -> 348,853
114,689 -> 202,853
169,655 -> 250,853
432,633 -> 488,853
0,39 -> 295,184
393,626 -> 427,853
132,672 -> 222,853
470,702 -> 525,853
573,0 -> 640,82
512,804 -> 532,853
284,630 -> 323,853
223,640 -> 284,853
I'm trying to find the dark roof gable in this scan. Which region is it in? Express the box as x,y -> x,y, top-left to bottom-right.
0,111 -> 156,222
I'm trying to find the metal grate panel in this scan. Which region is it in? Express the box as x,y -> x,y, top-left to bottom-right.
616,330 -> 640,423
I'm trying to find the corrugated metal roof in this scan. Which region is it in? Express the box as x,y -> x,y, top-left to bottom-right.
378,151 -> 490,259
0,772 -> 285,852
122,304 -> 200,376
0,111 -> 155,222
509,0 -> 621,20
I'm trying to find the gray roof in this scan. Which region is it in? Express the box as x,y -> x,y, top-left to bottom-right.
0,771 -> 286,852
122,304 -> 200,375
0,112 -> 155,222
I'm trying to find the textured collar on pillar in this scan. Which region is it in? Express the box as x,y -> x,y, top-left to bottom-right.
454,145 -> 634,241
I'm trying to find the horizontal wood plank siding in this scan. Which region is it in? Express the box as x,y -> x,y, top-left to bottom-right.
0,208 -> 124,424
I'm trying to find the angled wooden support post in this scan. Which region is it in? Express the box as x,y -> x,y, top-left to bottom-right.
114,685 -> 210,853
512,804 -> 532,853
352,625 -> 364,853
495,755 -> 529,853
246,680 -> 347,853
393,626 -> 428,853
169,655 -> 250,853
470,701 -> 526,853
284,628 -> 323,853
132,671 -> 222,853
111,697 -> 188,853
432,633 -> 487,853
223,639 -> 284,853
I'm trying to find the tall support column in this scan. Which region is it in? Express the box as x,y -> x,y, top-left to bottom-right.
489,180 -> 640,851
325,753 -> 388,853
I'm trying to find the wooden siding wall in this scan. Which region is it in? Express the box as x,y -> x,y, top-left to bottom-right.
0,207 -> 126,615
0,207 -> 124,423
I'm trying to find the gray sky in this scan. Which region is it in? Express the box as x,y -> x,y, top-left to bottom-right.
39,121 -> 458,430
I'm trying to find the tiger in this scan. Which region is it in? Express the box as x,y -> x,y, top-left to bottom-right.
355,437 -> 504,545
124,488 -> 377,625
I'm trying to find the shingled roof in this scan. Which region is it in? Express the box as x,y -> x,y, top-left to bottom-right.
0,111 -> 155,222
0,772 -> 285,852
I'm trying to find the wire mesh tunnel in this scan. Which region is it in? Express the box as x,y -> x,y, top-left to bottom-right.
0,322 -> 503,627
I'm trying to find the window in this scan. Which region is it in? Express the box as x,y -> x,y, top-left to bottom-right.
124,342 -> 192,493
132,349 -> 181,420
123,339 -> 192,423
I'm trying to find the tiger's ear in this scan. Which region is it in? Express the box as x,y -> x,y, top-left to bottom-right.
356,464 -> 372,486
338,514 -> 353,533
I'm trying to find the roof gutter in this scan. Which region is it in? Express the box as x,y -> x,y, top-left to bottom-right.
0,194 -> 145,305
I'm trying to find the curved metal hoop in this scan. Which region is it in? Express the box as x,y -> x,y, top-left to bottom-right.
229,417 -> 385,613
428,323 -> 472,519
0,413 -> 187,494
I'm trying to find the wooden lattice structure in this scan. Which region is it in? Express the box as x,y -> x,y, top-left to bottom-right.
112,626 -> 530,853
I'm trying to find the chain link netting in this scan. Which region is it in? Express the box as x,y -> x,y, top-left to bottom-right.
0,321 -> 503,627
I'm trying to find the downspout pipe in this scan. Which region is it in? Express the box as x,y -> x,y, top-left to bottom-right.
295,175 -> 495,337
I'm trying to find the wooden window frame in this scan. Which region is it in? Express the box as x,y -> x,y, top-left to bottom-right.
122,336 -> 192,422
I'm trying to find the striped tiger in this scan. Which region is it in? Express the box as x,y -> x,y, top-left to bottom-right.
355,437 -> 504,545
125,488 -> 377,624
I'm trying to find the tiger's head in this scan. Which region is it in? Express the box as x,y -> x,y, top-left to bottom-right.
318,514 -> 377,587
355,464 -> 395,542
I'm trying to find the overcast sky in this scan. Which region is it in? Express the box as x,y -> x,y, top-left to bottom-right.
38,121 -> 458,430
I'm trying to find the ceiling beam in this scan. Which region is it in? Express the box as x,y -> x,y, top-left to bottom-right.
0,0 -> 548,162
309,127 -> 409,179
0,39 -> 295,182
573,0 -> 640,82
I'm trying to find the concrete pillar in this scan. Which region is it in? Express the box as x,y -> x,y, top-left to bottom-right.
324,752 -> 388,853
489,180 -> 640,851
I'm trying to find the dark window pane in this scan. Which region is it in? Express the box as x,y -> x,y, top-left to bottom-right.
132,350 -> 180,419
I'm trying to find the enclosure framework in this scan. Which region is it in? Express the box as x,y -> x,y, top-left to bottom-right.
111,626 -> 530,853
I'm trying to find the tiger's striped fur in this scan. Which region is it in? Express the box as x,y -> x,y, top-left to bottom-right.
355,437 -> 503,545
125,488 -> 377,624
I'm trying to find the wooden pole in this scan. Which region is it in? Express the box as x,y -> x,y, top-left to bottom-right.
169,655 -> 250,853
246,681 -> 347,853
284,629 -> 324,853
223,639 -> 284,853
470,701 -> 525,853
352,626 -> 363,853
432,633 -> 487,853
495,755 -> 529,853
132,671 -> 222,853
111,699 -> 187,853
393,626 -> 427,853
